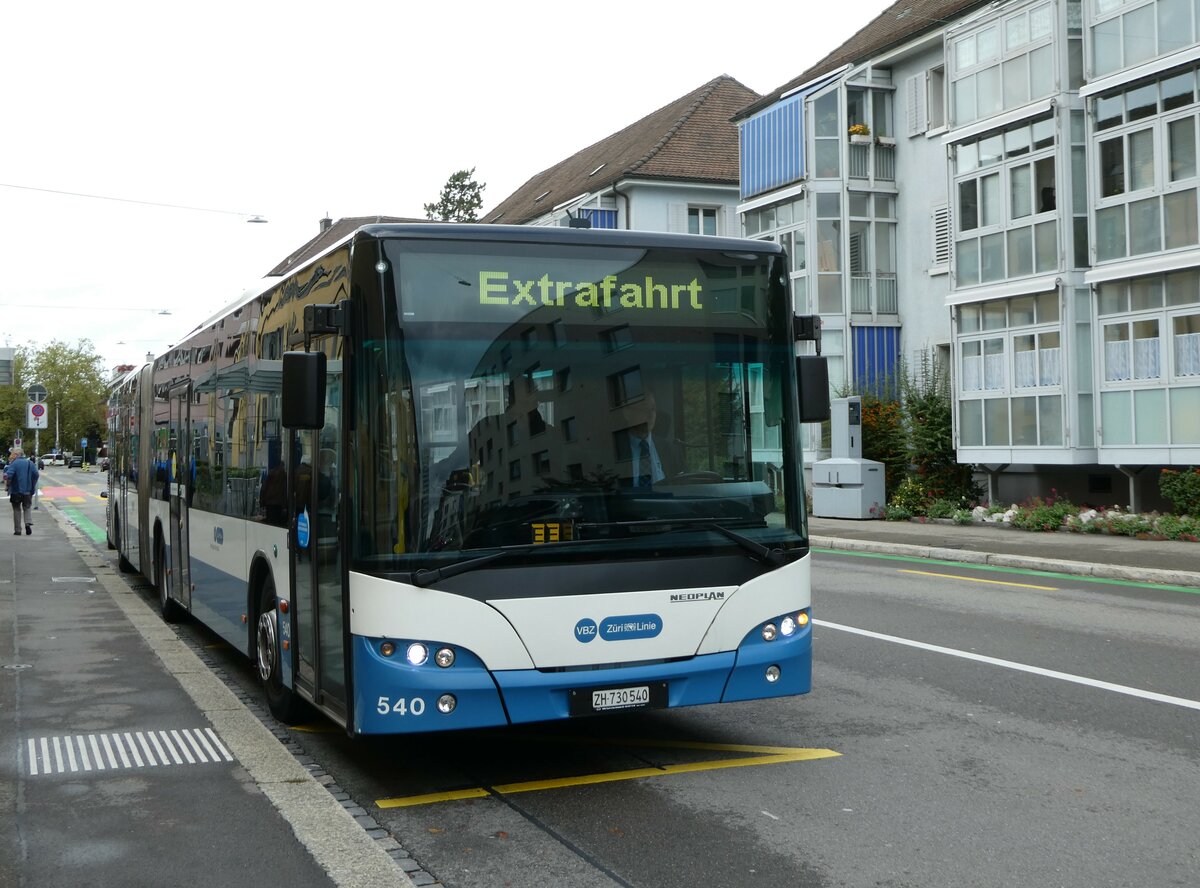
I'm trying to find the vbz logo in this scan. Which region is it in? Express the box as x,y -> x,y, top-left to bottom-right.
574,618 -> 597,643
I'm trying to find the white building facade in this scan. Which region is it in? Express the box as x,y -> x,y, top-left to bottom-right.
736,0 -> 1200,509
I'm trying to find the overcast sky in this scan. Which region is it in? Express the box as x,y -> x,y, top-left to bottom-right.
0,0 -> 893,374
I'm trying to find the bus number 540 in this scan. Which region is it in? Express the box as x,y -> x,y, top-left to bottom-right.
377,696 -> 426,716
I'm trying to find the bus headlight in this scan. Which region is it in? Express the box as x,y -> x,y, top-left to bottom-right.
780,616 -> 797,637
436,694 -> 457,714
761,622 -> 778,642
434,647 -> 455,668
406,643 -> 429,666
765,665 -> 781,682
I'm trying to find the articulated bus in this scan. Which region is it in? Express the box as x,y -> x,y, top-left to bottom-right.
107,224 -> 829,735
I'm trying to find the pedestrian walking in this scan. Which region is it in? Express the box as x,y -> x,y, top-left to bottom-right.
5,448 -> 39,535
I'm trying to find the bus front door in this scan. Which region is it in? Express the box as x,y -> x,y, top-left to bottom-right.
168,385 -> 192,611
289,365 -> 346,720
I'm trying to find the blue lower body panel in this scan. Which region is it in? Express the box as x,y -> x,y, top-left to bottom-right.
350,623 -> 812,735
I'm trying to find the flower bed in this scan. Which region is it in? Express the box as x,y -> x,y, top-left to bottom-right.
966,504 -> 1200,541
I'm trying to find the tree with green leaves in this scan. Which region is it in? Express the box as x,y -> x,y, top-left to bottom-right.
424,168 -> 486,222
0,340 -> 108,458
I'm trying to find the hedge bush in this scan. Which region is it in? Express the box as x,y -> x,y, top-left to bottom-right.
1159,467 -> 1200,517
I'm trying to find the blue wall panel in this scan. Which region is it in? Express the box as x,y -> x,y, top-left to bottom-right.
740,94 -> 805,201
581,208 -> 617,229
853,326 -> 901,396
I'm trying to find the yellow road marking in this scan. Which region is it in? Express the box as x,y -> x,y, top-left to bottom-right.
375,741 -> 839,809
290,723 -> 340,734
379,787 -> 491,807
898,568 -> 1058,591
67,496 -> 87,503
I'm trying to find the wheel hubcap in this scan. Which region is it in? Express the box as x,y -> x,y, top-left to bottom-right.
256,610 -> 277,682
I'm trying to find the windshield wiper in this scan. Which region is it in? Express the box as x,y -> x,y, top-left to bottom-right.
410,548 -> 530,588
673,520 -> 790,567
582,518 -> 791,568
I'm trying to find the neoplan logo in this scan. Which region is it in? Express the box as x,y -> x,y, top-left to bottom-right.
669,591 -> 726,603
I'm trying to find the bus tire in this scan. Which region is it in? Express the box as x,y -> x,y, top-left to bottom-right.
114,515 -> 134,574
155,535 -> 183,623
255,578 -> 306,724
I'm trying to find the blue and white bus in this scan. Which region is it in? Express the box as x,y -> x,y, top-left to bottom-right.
107,224 -> 829,735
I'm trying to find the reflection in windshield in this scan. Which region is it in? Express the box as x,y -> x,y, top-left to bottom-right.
351,240 -> 803,570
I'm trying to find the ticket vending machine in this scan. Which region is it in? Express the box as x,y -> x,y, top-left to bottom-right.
811,396 -> 886,519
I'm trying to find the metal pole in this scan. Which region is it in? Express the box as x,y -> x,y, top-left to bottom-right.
33,427 -> 40,510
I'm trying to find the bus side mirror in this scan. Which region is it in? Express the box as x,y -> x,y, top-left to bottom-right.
282,351 -> 327,429
797,355 -> 831,423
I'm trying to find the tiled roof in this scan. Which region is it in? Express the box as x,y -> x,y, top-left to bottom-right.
484,75 -> 760,225
735,0 -> 986,120
266,215 -> 423,276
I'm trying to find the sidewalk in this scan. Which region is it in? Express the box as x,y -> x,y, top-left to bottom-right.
809,515 -> 1200,589
0,501 -> 413,888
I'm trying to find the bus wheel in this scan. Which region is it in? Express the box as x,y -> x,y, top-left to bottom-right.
114,516 -> 134,574
155,536 -> 183,623
255,579 -> 305,724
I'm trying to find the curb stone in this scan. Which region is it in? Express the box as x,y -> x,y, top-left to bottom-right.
810,535 -> 1200,589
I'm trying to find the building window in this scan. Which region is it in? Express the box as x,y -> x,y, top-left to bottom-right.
950,3 -> 1054,128
1093,70 -> 1200,263
953,116 -> 1057,288
816,193 -> 843,313
1091,0 -> 1199,79
1175,313 -> 1200,375
1099,271 -> 1200,382
813,89 -> 841,178
957,293 -> 1063,446
688,207 -> 717,235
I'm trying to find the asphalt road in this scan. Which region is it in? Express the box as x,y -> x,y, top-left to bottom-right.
46,476 -> 1200,887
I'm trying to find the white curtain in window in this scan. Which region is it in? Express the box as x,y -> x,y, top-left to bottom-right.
1133,337 -> 1161,379
1105,340 -> 1131,381
1015,350 -> 1038,387
984,353 -> 1005,390
962,355 -> 982,391
1176,331 -> 1200,376
1039,346 -> 1061,386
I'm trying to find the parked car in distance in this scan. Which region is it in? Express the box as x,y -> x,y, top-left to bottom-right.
47,451 -> 66,466
68,455 -> 84,468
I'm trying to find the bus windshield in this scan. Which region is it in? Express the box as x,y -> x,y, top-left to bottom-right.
351,238 -> 804,574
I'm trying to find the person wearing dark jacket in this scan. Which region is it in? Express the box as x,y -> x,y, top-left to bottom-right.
5,449 -> 39,535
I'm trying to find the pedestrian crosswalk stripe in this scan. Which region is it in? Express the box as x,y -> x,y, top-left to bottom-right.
25,728 -> 233,776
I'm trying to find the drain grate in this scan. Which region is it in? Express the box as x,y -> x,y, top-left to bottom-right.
25,727 -> 233,776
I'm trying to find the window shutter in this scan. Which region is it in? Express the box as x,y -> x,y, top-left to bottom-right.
906,73 -> 928,137
723,205 -> 741,238
932,204 -> 951,267
668,203 -> 689,233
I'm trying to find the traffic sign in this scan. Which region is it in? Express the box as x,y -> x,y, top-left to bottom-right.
27,403 -> 48,429
27,384 -> 47,403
